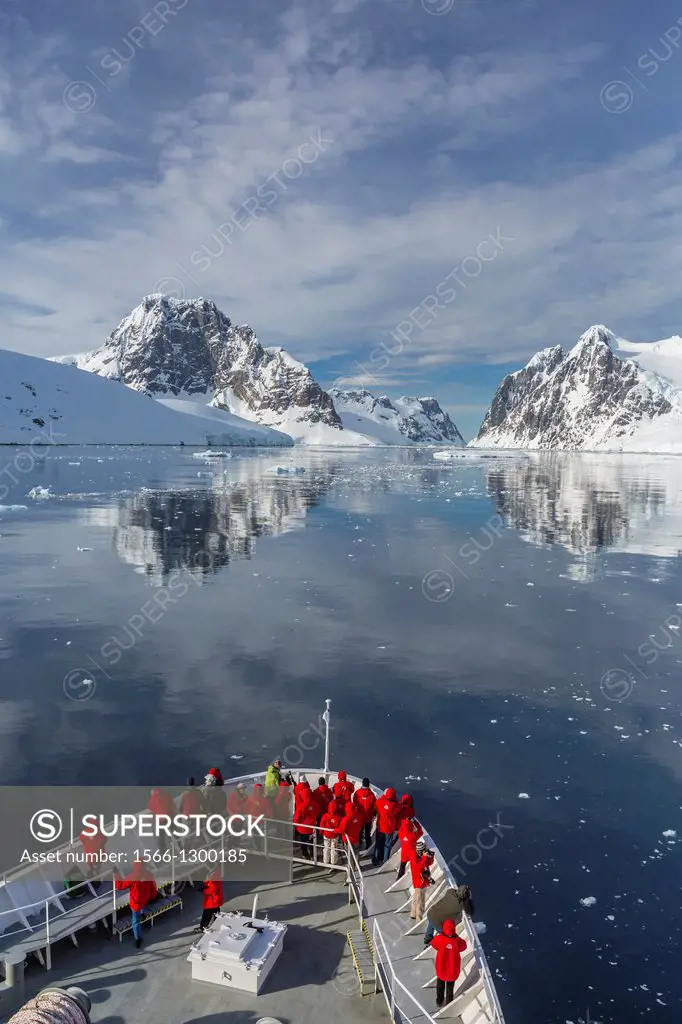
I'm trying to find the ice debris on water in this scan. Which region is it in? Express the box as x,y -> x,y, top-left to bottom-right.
0,505 -> 28,512
473,921 -> 487,935
267,466 -> 306,475
27,486 -> 53,500
662,829 -> 677,838
192,450 -> 232,459
518,792 -> 530,799
76,546 -> 92,552
579,896 -> 597,907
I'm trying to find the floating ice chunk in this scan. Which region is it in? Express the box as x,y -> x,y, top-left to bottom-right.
518,792 -> 530,799
230,754 -> 244,760
579,896 -> 597,907
77,546 -> 92,552
473,921 -> 486,934
27,486 -> 53,500
662,829 -> 677,838
267,465 -> 306,475
0,504 -> 28,511
192,450 -> 232,459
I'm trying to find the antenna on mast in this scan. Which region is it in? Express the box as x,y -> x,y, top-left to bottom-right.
323,699 -> 332,775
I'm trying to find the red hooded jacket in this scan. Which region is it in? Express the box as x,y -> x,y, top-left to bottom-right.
313,783 -> 333,818
397,793 -> 415,826
333,771 -> 355,803
79,827 -> 107,859
247,783 -> 269,819
275,781 -> 293,819
339,801 -> 363,847
398,816 -> 423,863
203,870 -> 224,910
353,786 -> 377,824
409,849 -> 434,889
376,788 -> 399,834
226,788 -> 249,816
147,788 -> 174,817
431,919 -> 467,982
319,807 -> 343,839
294,780 -> 311,807
116,861 -> 158,912
293,794 -> 318,835
180,788 -> 202,816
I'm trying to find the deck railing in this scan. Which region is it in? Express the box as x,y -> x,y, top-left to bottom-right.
0,764 -> 504,1021
372,916 -> 438,1024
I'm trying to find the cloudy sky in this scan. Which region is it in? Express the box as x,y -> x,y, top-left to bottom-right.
2,0 -> 682,437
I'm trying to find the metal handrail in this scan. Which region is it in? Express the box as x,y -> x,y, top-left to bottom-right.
373,917 -> 437,1024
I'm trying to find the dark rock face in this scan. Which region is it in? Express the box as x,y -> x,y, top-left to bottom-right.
474,327 -> 673,449
78,295 -> 342,429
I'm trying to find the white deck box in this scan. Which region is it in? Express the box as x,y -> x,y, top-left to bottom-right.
187,911 -> 287,994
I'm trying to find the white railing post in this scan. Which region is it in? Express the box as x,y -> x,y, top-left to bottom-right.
45,899 -> 51,970
323,699 -> 331,775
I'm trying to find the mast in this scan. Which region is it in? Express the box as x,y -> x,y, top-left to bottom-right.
323,698 -> 331,774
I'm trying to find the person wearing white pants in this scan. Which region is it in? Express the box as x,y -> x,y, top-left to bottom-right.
320,801 -> 344,867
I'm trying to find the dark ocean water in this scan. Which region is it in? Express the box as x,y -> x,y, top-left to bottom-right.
0,445 -> 681,1022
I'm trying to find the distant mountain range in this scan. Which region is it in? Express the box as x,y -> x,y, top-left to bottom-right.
471,325 -> 682,452
53,295 -> 465,447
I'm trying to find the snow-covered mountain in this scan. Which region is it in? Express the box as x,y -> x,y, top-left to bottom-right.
55,295 -> 343,440
472,326 -> 682,452
329,388 -> 466,446
0,347 -> 292,446
55,295 -> 464,446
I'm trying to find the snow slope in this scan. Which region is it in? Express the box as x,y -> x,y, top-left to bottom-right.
54,295 -> 465,447
329,388 -> 466,446
472,326 -> 682,452
0,348 -> 292,446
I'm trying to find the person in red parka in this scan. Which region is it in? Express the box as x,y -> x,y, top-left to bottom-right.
333,770 -> 354,803
79,824 -> 107,881
372,787 -> 399,865
294,775 -> 311,807
431,918 -> 467,1007
115,860 -> 158,948
275,780 -> 293,819
312,777 -> 333,822
396,813 -> 424,879
409,841 -> 434,921
195,867 -> 224,932
339,800 -> 363,858
397,793 -> 416,827
353,777 -> 377,850
147,787 -> 174,855
226,782 -> 249,816
293,791 -> 318,860
319,802 -> 344,866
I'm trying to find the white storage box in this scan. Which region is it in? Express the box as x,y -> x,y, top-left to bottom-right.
187,911 -> 287,994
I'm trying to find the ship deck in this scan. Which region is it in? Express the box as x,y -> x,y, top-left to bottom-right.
3,863 -> 389,1024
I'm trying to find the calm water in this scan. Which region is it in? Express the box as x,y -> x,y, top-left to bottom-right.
1,446 -> 681,1022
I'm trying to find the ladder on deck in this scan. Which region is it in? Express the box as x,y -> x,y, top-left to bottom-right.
346,921 -> 376,996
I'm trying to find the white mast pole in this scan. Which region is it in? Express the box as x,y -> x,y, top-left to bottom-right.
323,699 -> 332,775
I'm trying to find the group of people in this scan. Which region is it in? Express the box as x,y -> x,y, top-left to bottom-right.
75,761 -> 477,1005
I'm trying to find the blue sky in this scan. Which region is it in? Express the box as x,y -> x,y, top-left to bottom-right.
3,0 -> 682,438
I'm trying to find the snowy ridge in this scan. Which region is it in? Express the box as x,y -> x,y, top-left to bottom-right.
53,295 -> 341,437
53,295 -> 466,447
472,325 -> 682,452
328,388 -> 466,446
0,347 -> 292,446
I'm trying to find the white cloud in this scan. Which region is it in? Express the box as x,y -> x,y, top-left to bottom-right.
0,0 -> 681,391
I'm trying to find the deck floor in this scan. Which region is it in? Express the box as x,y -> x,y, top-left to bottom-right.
1,864 -> 390,1024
